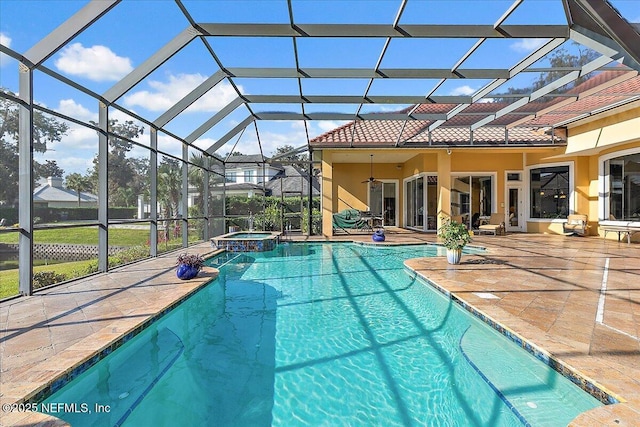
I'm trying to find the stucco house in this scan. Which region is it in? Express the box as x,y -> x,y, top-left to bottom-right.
310,70 -> 640,240
211,155 -> 320,198
33,177 -> 98,208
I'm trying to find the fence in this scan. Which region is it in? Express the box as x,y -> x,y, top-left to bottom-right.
0,243 -> 127,262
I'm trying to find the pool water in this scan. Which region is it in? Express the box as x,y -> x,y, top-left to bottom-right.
41,243 -> 603,426
226,232 -> 274,239
214,232 -> 279,252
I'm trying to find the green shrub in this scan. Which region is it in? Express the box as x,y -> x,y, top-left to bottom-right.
108,245 -> 149,267
33,271 -> 67,289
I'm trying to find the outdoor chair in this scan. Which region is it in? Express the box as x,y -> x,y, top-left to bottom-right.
478,213 -> 505,235
450,215 -> 464,225
563,214 -> 589,236
332,209 -> 371,234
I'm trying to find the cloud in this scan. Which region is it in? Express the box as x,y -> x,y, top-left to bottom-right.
450,85 -> 476,96
57,99 -> 96,123
316,120 -> 349,133
192,138 -> 217,151
0,32 -> 13,67
54,43 -> 133,81
510,38 -> 548,53
124,73 -> 241,113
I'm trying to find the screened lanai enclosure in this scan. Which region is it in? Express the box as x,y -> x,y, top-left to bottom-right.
0,0 -> 639,298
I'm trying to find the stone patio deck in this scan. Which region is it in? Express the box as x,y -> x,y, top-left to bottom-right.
1,231 -> 638,426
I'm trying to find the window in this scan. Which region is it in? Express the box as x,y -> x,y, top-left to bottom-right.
530,166 -> 569,218
244,170 -> 255,183
226,172 -> 236,183
606,153 -> 640,221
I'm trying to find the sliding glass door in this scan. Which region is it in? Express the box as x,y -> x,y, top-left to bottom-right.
405,175 -> 438,231
369,181 -> 397,226
451,175 -> 493,229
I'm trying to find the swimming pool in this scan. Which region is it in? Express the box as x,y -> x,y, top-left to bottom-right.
39,243 -> 603,426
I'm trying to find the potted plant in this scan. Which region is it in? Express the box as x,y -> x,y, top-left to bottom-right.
437,217 -> 472,264
176,253 -> 204,280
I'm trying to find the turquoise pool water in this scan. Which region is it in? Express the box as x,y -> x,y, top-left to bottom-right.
226,232 -> 274,239
41,243 -> 603,426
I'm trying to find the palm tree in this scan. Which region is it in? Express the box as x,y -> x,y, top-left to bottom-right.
188,153 -> 207,216
157,157 -> 182,240
65,173 -> 90,207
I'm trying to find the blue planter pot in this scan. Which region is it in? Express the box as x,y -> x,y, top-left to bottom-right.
372,229 -> 386,242
176,264 -> 200,280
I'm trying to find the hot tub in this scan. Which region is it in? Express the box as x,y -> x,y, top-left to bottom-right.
212,231 -> 280,252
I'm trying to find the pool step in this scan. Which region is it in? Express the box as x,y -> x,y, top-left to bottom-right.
459,325 -> 602,427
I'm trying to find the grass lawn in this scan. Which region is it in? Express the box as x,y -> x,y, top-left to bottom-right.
0,224 -> 205,299
0,260 -> 95,299
0,237 -> 193,299
0,227 -> 150,246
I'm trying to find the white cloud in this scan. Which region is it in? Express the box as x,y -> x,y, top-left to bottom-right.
123,73 -> 241,113
0,32 -> 13,67
57,99 -> 96,123
316,120 -> 348,133
54,43 -> 133,81
510,38 -> 548,53
450,85 -> 476,96
192,138 -> 217,151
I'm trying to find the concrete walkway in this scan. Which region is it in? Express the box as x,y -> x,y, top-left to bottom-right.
1,232 -> 639,426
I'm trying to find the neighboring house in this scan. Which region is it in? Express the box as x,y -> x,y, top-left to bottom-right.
33,177 -> 98,208
310,71 -> 640,240
211,155 -> 320,198
266,165 -> 320,198
137,156 -> 320,218
223,154 -> 282,185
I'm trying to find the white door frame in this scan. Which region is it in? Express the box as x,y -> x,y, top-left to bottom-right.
505,171 -> 525,232
368,179 -> 399,227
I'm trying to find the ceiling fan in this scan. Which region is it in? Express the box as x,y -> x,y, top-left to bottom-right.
362,154 -> 381,185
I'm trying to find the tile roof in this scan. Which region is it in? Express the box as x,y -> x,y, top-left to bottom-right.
310,71 -> 640,148
33,184 -> 98,204
265,165 -> 320,197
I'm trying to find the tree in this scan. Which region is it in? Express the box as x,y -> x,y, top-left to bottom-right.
273,144 -> 308,162
497,44 -> 600,103
157,157 -> 182,240
34,160 -> 65,180
0,88 -> 69,206
158,157 -> 182,217
188,153 -> 207,216
65,173 -> 91,207
88,118 -> 145,206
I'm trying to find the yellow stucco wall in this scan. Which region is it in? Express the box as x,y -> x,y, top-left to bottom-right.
319,104 -> 639,237
566,104 -> 640,154
566,105 -> 640,241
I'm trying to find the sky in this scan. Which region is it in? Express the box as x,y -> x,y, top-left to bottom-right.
1,0 -> 639,177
